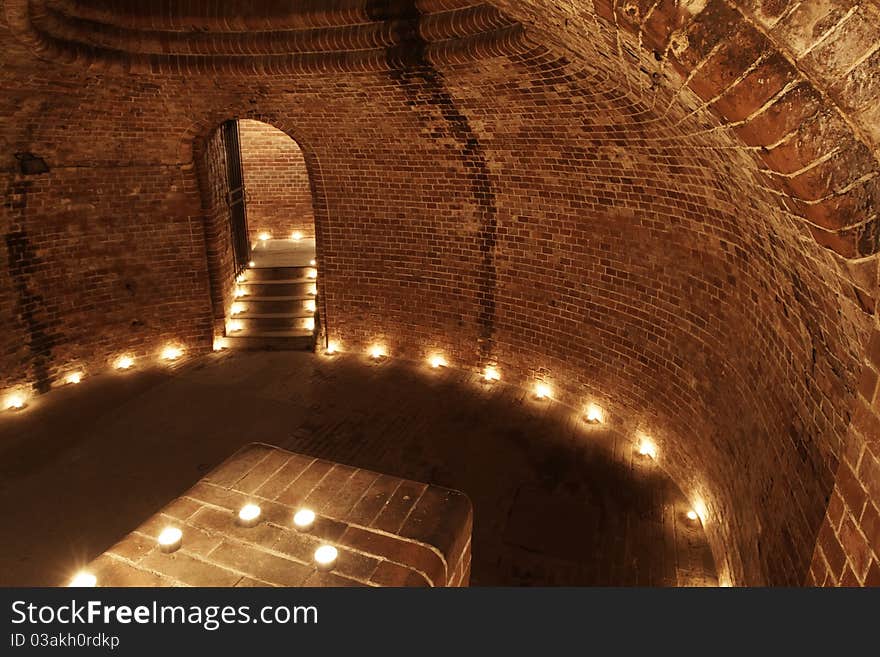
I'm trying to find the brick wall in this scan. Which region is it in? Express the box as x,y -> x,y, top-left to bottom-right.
194,126 -> 236,339
808,322 -> 880,586
2,162 -> 213,393
238,119 -> 315,241
2,1 -> 879,586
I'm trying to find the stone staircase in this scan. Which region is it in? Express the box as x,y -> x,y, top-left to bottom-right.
223,263 -> 317,350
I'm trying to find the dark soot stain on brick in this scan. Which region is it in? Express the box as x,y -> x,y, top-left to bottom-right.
369,0 -> 498,360
4,180 -> 63,392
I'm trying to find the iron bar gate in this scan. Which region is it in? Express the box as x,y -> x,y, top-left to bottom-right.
223,120 -> 250,275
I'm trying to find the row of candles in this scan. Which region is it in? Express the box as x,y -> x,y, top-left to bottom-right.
4,255 -> 316,409
69,505 -> 337,587
4,246 -> 318,410
3,346 -> 186,412
322,341 -> 709,527
4,335 -> 710,530
255,231 -> 305,242
5,243 -> 712,556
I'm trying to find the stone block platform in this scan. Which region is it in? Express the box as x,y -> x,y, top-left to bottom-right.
83,444 -> 473,587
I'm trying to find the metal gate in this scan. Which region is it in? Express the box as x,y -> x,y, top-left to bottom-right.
223,120 -> 250,274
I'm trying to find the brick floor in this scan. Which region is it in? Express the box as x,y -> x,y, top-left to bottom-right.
0,350 -> 717,586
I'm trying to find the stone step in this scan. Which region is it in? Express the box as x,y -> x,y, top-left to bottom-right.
234,297 -> 316,314
237,279 -> 317,297
223,331 -> 314,351
244,266 -> 317,282
231,316 -> 314,332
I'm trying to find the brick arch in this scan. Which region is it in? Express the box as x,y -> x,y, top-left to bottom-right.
186,112 -> 332,343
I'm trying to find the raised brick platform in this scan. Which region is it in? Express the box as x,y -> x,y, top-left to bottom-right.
81,444 -> 473,587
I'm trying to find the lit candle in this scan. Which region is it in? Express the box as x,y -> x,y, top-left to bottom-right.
258,232 -> 271,242
304,318 -> 315,331
292,231 -> 303,241
325,341 -> 340,355
305,300 -> 316,312
314,545 -> 338,571
293,509 -> 316,532
68,571 -> 97,587
686,510 -> 699,523
585,404 -> 604,424
369,345 -> 385,360
483,366 -> 500,382
231,302 -> 246,315
430,355 -> 447,369
157,527 -> 183,553
227,320 -> 244,333
114,356 -> 134,370
161,346 -> 183,361
248,261 -> 256,268
306,268 -> 318,280
66,372 -> 83,385
6,394 -> 26,411
637,437 -> 657,460
534,383 -> 551,400
237,504 -> 261,528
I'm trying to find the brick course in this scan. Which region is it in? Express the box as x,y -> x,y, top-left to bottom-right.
2,1 -> 879,586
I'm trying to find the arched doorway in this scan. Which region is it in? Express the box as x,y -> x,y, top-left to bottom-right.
198,119 -> 319,352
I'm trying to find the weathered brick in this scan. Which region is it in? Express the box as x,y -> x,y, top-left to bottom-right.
859,501 -> 880,558
340,525 -> 447,586
371,480 -> 427,535
370,560 -> 431,587
209,540 -> 311,587
254,454 -> 316,501
818,520 -> 846,577
347,475 -> 402,526
275,460 -> 334,507
858,451 -> 880,507
838,514 -> 872,579
837,463 -> 868,519
140,550 -> 241,587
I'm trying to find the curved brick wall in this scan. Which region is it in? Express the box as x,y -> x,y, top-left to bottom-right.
238,119 -> 316,242
1,1 -> 878,586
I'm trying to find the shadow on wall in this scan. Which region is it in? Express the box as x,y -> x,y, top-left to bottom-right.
4,178 -> 64,394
